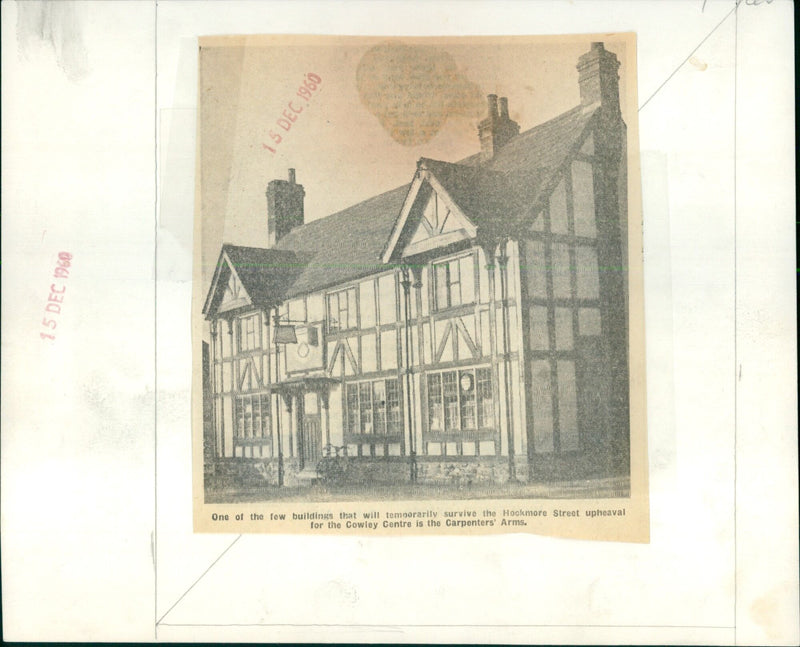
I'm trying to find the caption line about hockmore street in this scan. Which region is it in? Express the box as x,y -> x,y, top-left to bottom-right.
209,505 -> 627,531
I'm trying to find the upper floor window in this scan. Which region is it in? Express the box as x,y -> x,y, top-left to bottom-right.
433,254 -> 475,311
238,313 -> 260,352
327,286 -> 357,332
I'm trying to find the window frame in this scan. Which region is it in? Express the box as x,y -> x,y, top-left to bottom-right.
237,312 -> 260,353
344,377 -> 404,438
326,286 -> 358,333
232,391 -> 272,447
432,253 -> 476,312
425,366 -> 494,437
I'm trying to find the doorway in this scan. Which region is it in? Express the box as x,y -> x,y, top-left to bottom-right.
299,392 -> 322,469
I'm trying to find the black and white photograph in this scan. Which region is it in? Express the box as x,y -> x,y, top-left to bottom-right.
193,34 -> 648,532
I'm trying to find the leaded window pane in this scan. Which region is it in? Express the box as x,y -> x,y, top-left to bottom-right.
238,313 -> 259,352
359,382 -> 373,433
386,379 -> 402,434
234,393 -> 271,440
459,370 -> 476,429
448,260 -> 462,307
327,293 -> 339,332
346,384 -> 360,434
442,371 -> 459,431
427,373 -> 443,431
372,380 -> 387,435
476,368 -> 493,428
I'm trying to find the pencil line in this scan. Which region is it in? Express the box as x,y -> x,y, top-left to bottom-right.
733,4 -> 739,644
153,0 -> 159,641
156,623 -> 736,629
156,535 -> 243,626
638,1 -> 739,112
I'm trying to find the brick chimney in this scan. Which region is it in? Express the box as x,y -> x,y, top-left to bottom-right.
266,168 -> 305,246
478,94 -> 520,161
576,42 -> 620,114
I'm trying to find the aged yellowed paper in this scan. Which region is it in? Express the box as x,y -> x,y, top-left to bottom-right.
192,33 -> 647,541
2,0 -> 798,642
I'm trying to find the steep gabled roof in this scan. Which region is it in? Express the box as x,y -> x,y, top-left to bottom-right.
456,104 -> 599,226
382,105 -> 598,260
203,244 -> 305,317
208,102 -> 600,306
273,184 -> 411,297
481,104 -> 596,173
223,244 -> 306,304
419,158 -> 536,238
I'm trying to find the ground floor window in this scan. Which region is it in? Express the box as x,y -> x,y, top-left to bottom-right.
233,392 -> 271,441
345,378 -> 403,435
427,366 -> 493,433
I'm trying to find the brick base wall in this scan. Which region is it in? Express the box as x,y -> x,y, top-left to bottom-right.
417,457 -> 529,485
208,457 -> 302,488
335,459 -> 410,485
208,456 -> 532,490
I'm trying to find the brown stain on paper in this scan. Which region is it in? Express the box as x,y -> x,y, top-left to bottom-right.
356,42 -> 484,146
689,56 -> 708,71
749,588 -> 787,640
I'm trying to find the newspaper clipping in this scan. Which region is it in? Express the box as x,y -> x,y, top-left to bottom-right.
192,34 -> 648,542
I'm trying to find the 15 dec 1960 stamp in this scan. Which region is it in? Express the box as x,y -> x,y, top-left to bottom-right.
41,251 -> 73,341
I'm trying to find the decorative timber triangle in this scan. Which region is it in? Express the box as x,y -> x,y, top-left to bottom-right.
406,191 -> 472,254
327,341 -> 342,376
381,159 -> 478,264
326,339 -> 358,377
218,258 -> 252,313
454,317 -> 479,359
238,357 -> 263,391
202,247 -> 255,319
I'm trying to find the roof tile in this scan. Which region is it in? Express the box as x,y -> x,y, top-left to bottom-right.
216,103 -> 597,304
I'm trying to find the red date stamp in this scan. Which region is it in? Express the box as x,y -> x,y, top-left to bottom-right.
40,251 -> 72,341
262,73 -> 322,154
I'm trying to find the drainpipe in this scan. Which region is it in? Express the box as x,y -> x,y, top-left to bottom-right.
400,267 -> 417,483
497,242 -> 517,482
273,308 -> 284,487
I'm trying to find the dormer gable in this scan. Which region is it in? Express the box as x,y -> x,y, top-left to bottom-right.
202,248 -> 253,319
202,244 -> 304,320
219,270 -> 251,312
403,188 -> 476,258
382,160 -> 478,264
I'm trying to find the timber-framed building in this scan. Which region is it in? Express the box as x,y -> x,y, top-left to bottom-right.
202,42 -> 630,491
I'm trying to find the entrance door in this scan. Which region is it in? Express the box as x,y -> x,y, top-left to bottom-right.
302,414 -> 322,467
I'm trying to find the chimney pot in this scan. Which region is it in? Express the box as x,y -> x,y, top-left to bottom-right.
266,170 -> 305,246
478,95 -> 519,161
487,94 -> 499,119
499,97 -> 509,119
577,41 -> 620,113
